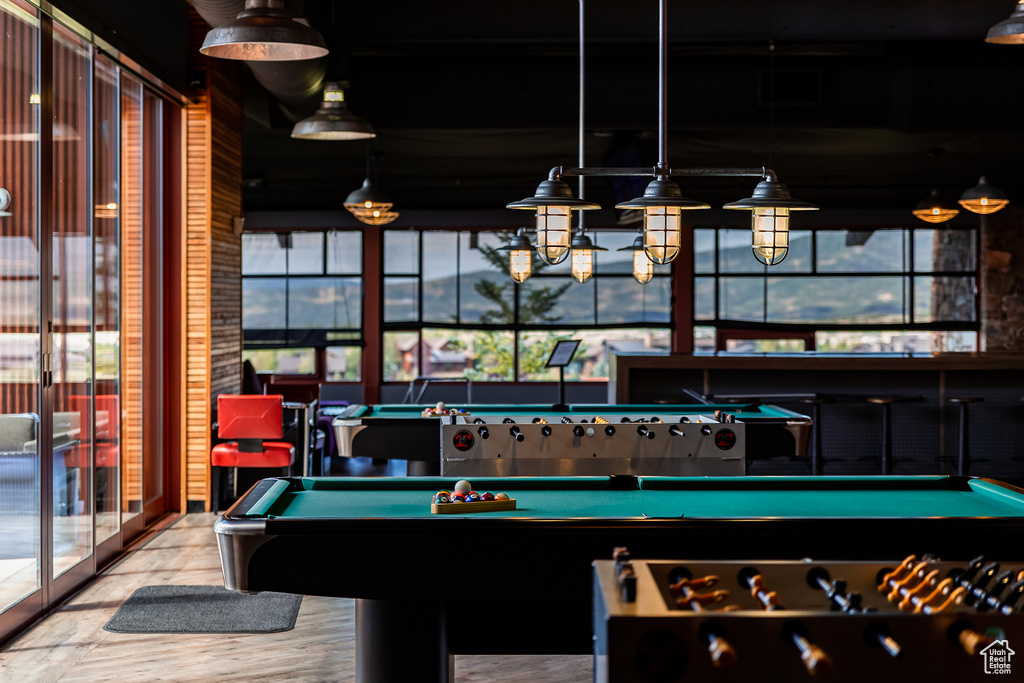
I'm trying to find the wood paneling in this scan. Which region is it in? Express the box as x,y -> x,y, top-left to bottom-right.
182,10 -> 243,509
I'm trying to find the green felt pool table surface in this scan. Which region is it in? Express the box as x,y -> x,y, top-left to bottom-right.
347,402 -> 801,420
237,475 -> 1024,521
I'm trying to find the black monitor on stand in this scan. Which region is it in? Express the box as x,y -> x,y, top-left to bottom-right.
546,340 -> 580,412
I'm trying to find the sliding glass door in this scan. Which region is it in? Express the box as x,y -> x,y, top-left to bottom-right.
0,0 -> 42,620
0,3 -> 176,641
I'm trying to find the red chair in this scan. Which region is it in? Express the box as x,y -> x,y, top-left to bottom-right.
65,394 -> 119,468
211,394 -> 295,512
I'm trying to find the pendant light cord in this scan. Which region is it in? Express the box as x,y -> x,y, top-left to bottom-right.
578,0 -> 586,232
658,0 -> 667,175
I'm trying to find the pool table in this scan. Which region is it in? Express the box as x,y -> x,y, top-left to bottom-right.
216,475 -> 1024,683
331,402 -> 811,474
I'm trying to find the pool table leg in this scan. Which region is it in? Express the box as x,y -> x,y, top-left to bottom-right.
355,599 -> 453,683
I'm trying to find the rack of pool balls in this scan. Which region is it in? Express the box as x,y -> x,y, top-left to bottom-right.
422,401 -> 471,417
430,480 -> 516,514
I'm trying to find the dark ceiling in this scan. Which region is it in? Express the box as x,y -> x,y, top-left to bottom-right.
229,0 -> 1024,225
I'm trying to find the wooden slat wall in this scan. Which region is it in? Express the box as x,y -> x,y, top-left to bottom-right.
183,10 -> 243,509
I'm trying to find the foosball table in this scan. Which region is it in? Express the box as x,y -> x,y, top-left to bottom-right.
441,410 -> 745,477
332,402 -> 810,474
595,552 -> 1024,681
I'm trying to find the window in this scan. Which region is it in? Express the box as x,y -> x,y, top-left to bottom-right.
242,230 -> 363,354
694,227 -> 979,353
383,229 -> 671,380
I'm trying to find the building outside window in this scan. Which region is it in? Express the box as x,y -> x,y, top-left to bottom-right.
693,226 -> 979,354
382,229 -> 672,383
241,230 -> 363,380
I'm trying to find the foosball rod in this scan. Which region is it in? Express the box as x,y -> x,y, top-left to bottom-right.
736,568 -> 833,675
670,574 -> 738,669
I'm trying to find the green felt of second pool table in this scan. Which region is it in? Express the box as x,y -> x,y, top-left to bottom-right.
216,474 -> 1024,683
239,475 -> 1024,520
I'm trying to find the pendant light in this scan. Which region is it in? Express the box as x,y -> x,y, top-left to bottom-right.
912,188 -> 960,224
568,232 -> 607,283
723,174 -> 818,266
344,178 -> 397,225
505,0 -> 815,275
496,229 -> 535,284
986,1 -> 1024,43
291,82 -> 376,140
617,234 -> 655,284
345,152 -> 398,225
200,0 -> 328,61
615,178 -> 708,265
958,176 -> 1009,215
506,179 -> 599,266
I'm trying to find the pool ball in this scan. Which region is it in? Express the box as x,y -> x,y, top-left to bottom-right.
453,480 -> 472,495
436,490 -> 451,497
481,492 -> 495,501
494,492 -> 510,500
434,494 -> 450,504
450,493 -> 466,503
465,492 -> 482,502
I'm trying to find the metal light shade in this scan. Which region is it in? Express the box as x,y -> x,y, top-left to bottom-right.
616,179 -> 708,265
507,179 -> 600,265
987,1 -> 1024,43
958,176 -> 1009,214
617,235 -> 654,284
723,177 -> 817,266
200,0 -> 329,61
568,232 -> 608,284
345,178 -> 396,225
291,84 -> 376,140
912,188 -> 960,224
496,231 -> 535,284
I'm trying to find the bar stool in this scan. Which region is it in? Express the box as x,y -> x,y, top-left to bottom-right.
867,396 -> 915,475
948,397 -> 983,476
800,395 -> 833,476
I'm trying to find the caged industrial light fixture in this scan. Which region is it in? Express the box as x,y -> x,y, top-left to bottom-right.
200,0 -> 328,61
617,233 -> 655,284
505,0 -> 816,281
495,228 -> 536,284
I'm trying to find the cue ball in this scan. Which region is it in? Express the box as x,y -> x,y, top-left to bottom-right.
495,492 -> 510,500
436,401 -> 446,412
454,480 -> 472,495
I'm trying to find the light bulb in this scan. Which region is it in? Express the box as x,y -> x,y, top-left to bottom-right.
509,248 -> 532,284
571,247 -> 594,283
642,206 -> 682,265
536,206 -> 571,265
751,207 -> 789,265
633,249 -> 653,284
